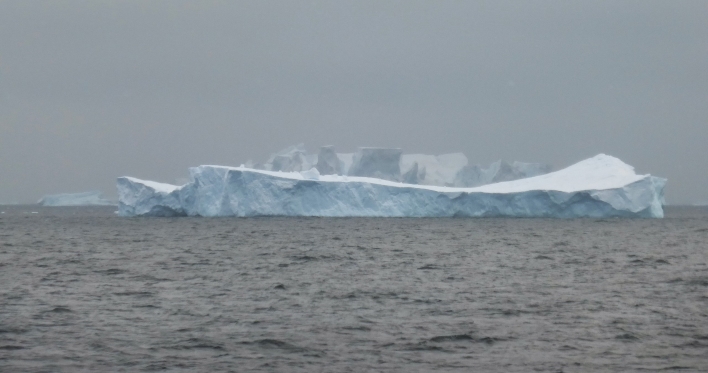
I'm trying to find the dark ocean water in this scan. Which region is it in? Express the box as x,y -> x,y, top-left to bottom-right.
1,205 -> 707,372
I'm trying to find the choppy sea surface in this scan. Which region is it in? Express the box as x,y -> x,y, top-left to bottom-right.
0,205 -> 707,372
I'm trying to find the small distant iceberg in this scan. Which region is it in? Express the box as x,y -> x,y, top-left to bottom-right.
117,154 -> 666,218
38,191 -> 116,207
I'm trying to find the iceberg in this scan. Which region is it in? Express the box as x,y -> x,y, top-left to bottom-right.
512,161 -> 553,179
242,143 -> 553,187
401,153 -> 469,186
261,143 -> 317,172
115,179 -> 184,216
348,147 -> 403,182
454,160 -> 553,187
316,146 -> 344,175
117,154 -> 666,218
337,153 -> 354,175
38,191 -> 116,207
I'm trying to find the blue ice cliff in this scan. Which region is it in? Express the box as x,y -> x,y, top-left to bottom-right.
117,154 -> 666,218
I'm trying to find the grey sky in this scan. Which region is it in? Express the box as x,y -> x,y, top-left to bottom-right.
1,0 -> 706,204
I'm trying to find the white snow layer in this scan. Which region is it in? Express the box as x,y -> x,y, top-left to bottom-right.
117,154 -> 666,218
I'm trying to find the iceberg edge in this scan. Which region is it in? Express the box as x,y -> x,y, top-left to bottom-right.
117,154 -> 666,218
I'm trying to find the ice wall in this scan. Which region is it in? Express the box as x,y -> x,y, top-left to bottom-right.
118,154 -> 666,218
348,148 -> 403,182
244,144 -> 553,187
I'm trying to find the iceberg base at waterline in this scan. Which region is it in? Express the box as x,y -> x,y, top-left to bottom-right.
117,154 -> 666,218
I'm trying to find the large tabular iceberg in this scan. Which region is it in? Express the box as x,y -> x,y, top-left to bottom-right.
117,154 -> 666,218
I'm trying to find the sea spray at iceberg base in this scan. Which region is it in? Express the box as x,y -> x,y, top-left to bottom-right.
117,154 -> 666,218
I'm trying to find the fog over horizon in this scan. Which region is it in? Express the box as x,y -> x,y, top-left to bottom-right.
1,1 -> 706,205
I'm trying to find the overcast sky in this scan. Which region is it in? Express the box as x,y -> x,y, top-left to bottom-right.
1,0 -> 706,204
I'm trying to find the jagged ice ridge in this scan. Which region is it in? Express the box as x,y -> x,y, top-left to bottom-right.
248,144 -> 553,187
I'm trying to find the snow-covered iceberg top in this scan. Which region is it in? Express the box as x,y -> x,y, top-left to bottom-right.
38,191 -> 116,207
117,154 -> 666,218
